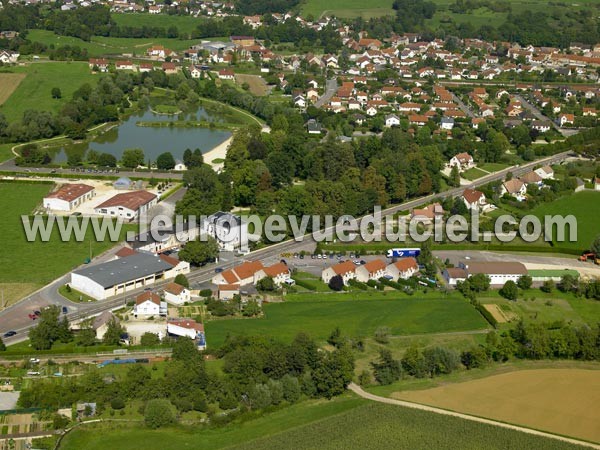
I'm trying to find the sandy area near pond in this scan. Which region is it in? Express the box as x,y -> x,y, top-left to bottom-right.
204,136 -> 233,172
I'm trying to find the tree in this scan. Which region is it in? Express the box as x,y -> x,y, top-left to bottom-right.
449,165 -> 460,187
29,306 -> 64,350
179,237 -> 219,266
327,327 -> 344,348
56,317 -> 73,343
541,279 -> 554,293
256,276 -> 276,292
499,280 -> 518,300
517,275 -> 532,290
559,274 -> 578,293
51,87 -> 62,99
171,337 -> 200,364
243,299 -> 261,317
156,152 -> 175,170
121,148 -> 145,169
144,399 -> 176,429
461,346 -> 488,369
103,317 -> 124,346
469,273 -> 491,292
140,332 -> 160,347
371,348 -> 402,385
249,383 -> 272,409
174,274 -> 189,288
328,274 -> 344,291
75,326 -> 96,346
281,375 -> 301,403
312,347 -> 354,399
97,152 -> 117,167
111,397 -> 125,410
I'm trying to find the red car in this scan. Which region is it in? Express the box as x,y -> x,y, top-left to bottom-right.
28,313 -> 37,320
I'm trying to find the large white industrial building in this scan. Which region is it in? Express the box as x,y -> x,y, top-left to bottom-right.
43,183 -> 95,212
442,261 -> 528,286
70,251 -> 189,300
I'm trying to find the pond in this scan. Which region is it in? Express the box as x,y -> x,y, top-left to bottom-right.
51,107 -> 232,164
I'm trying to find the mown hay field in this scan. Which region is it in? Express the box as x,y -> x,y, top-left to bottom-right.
393,368 -> 600,443
0,73 -> 26,106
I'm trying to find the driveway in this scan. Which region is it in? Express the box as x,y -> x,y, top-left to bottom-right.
314,78 -> 337,108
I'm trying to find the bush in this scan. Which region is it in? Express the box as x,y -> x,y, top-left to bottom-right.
199,289 -> 213,298
144,399 -> 177,429
111,397 -> 125,410
374,326 -> 390,344
174,274 -> 189,288
328,275 -> 344,291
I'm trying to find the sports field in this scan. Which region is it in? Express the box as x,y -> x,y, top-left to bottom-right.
0,182 -> 135,305
0,62 -> 97,122
58,393 -> 585,450
531,191 -> 600,251
0,73 -> 26,106
205,293 -> 488,347
393,368 -> 600,443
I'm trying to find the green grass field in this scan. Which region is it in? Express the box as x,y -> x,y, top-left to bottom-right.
301,0 -> 394,18
0,62 -> 97,122
0,143 -> 15,162
0,182 -> 135,304
531,191 -> 600,251
205,292 -> 488,347
112,13 -> 204,34
461,167 -> 488,181
26,30 -> 200,57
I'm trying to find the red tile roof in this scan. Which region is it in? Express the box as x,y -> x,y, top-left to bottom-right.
362,259 -> 386,274
393,257 -> 418,272
463,188 -> 484,204
115,247 -> 137,258
167,318 -> 203,332
331,260 -> 356,276
136,291 -> 160,305
164,282 -> 185,295
263,262 -> 289,277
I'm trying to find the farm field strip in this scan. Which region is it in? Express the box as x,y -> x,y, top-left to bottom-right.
0,73 -> 26,106
389,369 -> 600,444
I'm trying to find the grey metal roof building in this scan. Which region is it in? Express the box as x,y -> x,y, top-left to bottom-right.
72,252 -> 174,289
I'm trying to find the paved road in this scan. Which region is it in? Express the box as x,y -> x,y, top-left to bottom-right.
347,383 -> 600,449
513,94 -> 565,134
314,78 -> 338,108
0,151 -> 573,344
450,91 -> 475,118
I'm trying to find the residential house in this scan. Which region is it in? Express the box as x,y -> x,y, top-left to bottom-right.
558,113 -> 574,127
163,282 -> 191,305
217,284 -> 240,300
88,58 -> 109,72
500,179 -> 527,200
534,166 -> 554,180
440,117 -> 455,130
449,152 -> 474,170
385,114 -> 400,127
0,50 -> 19,64
91,311 -> 119,340
531,120 -> 552,133
162,62 -> 177,75
519,171 -> 543,187
355,260 -> 387,282
386,257 -> 419,280
212,260 -> 264,286
134,291 -> 164,317
254,262 -> 291,286
595,177 -> 600,191
321,261 -> 356,285
115,60 -> 134,71
201,211 -> 249,253
190,65 -> 202,79
462,188 -> 487,211
410,203 -> 445,222
218,69 -> 235,80
167,318 -> 206,350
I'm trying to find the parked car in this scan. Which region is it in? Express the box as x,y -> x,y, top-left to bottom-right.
214,267 -> 224,273
3,331 -> 16,338
29,358 -> 40,364
62,306 -> 68,314
28,313 -> 37,320
34,310 -> 41,316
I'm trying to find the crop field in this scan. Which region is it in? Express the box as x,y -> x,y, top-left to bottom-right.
393,368 -> 600,443
235,74 -> 269,96
0,182 -> 135,304
0,73 -> 26,106
205,293 -> 488,347
58,392 -> 585,450
531,191 -> 600,251
0,62 -> 97,122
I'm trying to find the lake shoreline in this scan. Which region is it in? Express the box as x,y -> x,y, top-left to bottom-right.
203,136 -> 232,172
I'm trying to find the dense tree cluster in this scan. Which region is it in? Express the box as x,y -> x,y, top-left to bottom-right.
19,333 -> 354,418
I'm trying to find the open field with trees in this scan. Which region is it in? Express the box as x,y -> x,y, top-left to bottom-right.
531,191 -> 600,251
393,368 -> 600,443
0,62 -> 97,122
205,293 -> 488,348
0,182 -> 135,304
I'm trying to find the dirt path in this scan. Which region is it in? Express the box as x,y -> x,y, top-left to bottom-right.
347,382 -> 600,449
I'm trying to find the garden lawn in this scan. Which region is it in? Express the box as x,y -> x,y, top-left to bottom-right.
0,182 -> 136,304
531,191 -> 600,251
205,292 -> 488,347
461,167 -> 488,181
0,62 -> 97,122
